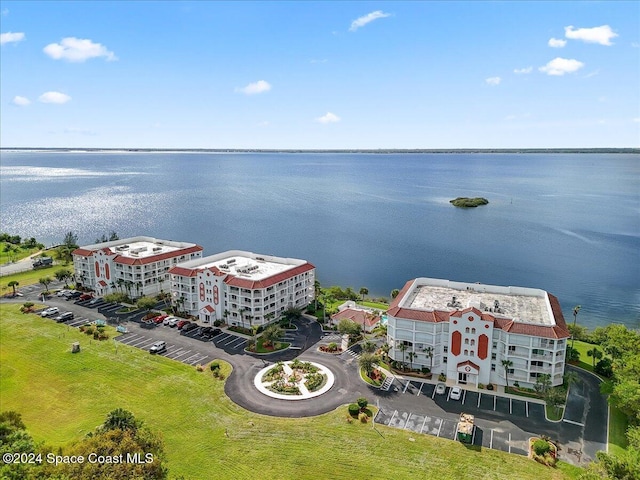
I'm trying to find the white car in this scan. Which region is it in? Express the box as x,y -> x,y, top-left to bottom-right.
435,383 -> 446,395
41,307 -> 60,317
450,386 -> 463,401
163,315 -> 178,326
57,290 -> 71,297
167,317 -> 180,327
149,341 -> 167,354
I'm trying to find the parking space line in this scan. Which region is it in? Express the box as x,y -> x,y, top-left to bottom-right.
128,338 -> 150,347
416,383 -> 423,396
420,416 -> 428,434
216,333 -> 232,342
223,336 -> 240,346
228,337 -> 246,348
494,395 -> 497,411
510,398 -> 512,414
437,419 -> 443,437
389,410 -> 397,426
431,388 -> 436,399
137,339 -> 157,349
462,390 -> 467,404
120,334 -> 142,344
526,402 -> 529,418
165,349 -> 186,359
182,354 -> 202,364
404,413 -> 412,429
477,392 -> 482,408
490,429 -> 494,449
172,350 -> 192,360
508,433 -> 512,453
403,382 -> 410,394
187,355 -> 207,365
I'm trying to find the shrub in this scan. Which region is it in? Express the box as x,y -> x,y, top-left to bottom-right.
533,439 -> 551,456
213,320 -> 223,327
594,357 -> 613,377
210,361 -> 221,372
478,383 -> 485,389
196,364 -> 203,372
357,397 -> 368,410
358,412 -> 368,423
305,373 -> 326,392
421,367 -> 431,374
328,342 -> 338,352
93,331 -> 99,340
438,373 -> 447,382
565,346 -> 580,363
514,381 -> 520,388
348,404 -> 360,417
486,383 -> 494,391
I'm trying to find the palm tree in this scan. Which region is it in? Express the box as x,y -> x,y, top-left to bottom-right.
372,323 -> 387,338
7,280 -> 19,296
262,324 -> 283,348
380,343 -> 391,364
501,359 -> 513,387
359,353 -> 378,376
571,305 -> 581,348
314,280 -> 321,310
242,306 -> 251,329
136,281 -> 143,298
423,346 -> 434,372
391,289 -> 400,299
39,276 -> 52,293
398,342 -> 408,371
408,351 -> 416,370
359,287 -> 369,302
587,347 -> 603,367
563,370 -> 580,389
116,278 -> 125,294
361,340 -> 376,354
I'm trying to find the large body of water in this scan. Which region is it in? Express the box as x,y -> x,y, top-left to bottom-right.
1,151 -> 638,331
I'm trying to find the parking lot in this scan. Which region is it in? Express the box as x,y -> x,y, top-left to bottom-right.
375,380 -> 545,456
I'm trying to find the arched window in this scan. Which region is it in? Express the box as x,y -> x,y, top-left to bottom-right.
471,339 -> 475,346
470,350 -> 475,356
464,349 -> 469,355
465,327 -> 470,333
464,338 -> 469,345
471,328 -> 476,334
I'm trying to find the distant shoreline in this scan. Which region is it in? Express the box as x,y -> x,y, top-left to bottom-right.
1,147 -> 638,154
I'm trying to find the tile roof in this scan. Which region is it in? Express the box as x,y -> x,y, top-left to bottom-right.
331,308 -> 380,328
168,266 -> 199,277
457,360 -> 480,370
115,245 -> 203,265
97,280 -> 107,287
202,305 -> 215,313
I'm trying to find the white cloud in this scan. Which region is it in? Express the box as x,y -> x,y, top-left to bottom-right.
564,25 -> 618,46
514,66 -> 533,74
316,112 -> 340,124
539,57 -> 585,76
12,95 -> 30,106
235,80 -> 271,95
43,37 -> 117,62
548,38 -> 567,48
39,91 -> 71,104
485,76 -> 501,86
349,11 -> 391,31
1,32 -> 25,45
585,70 -> 600,78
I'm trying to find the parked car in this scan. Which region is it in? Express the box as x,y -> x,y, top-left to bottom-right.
88,298 -> 101,305
54,312 -> 74,322
211,328 -> 222,337
163,315 -> 178,326
149,341 -> 166,354
168,317 -> 180,328
450,386 -> 463,401
41,307 -> 60,317
435,383 -> 446,395
176,320 -> 190,330
67,291 -> 82,299
79,293 -> 94,301
57,289 -> 71,297
182,322 -> 198,333
153,314 -> 168,324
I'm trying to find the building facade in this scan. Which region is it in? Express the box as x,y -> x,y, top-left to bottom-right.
168,250 -> 315,326
386,278 -> 570,388
331,301 -> 381,334
72,236 -> 203,298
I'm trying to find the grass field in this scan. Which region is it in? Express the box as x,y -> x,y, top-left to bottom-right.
0,304 -> 582,480
0,264 -> 70,295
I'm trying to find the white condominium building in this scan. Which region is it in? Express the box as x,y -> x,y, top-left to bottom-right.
168,250 -> 315,326
386,278 -> 571,388
72,236 -> 203,298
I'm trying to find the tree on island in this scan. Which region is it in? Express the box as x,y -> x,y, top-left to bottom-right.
391,288 -> 400,299
449,197 -> 489,208
7,280 -> 19,296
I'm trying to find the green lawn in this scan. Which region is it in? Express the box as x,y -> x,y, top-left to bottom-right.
0,304 -> 580,480
0,244 -> 42,264
571,340 -> 607,375
0,264 -> 72,295
609,405 -> 630,456
358,300 -> 389,310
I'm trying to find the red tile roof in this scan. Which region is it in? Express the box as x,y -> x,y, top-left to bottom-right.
457,360 -> 480,370
72,248 -> 94,257
202,305 -> 215,313
331,308 -> 380,328
223,263 -> 315,290
97,280 -> 107,287
168,266 -> 199,277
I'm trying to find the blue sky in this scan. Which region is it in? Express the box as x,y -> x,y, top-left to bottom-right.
1,1 -> 639,148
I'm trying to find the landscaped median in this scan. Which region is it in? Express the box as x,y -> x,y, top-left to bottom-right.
0,303 -> 581,480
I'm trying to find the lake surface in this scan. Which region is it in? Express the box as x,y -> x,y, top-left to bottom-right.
1,151 -> 638,331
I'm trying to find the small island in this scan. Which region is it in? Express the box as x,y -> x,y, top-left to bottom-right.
450,197 -> 489,208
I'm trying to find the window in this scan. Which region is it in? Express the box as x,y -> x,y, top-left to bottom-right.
491,353 -> 496,360
471,328 -> 476,334
491,364 -> 496,371
464,338 -> 469,345
508,368 -> 514,374
443,346 -> 448,353
464,349 -> 468,355
470,350 -> 474,356
508,346 -> 516,352
470,339 -> 475,346
443,357 -> 447,363
465,327 -> 470,333
531,361 -> 543,367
